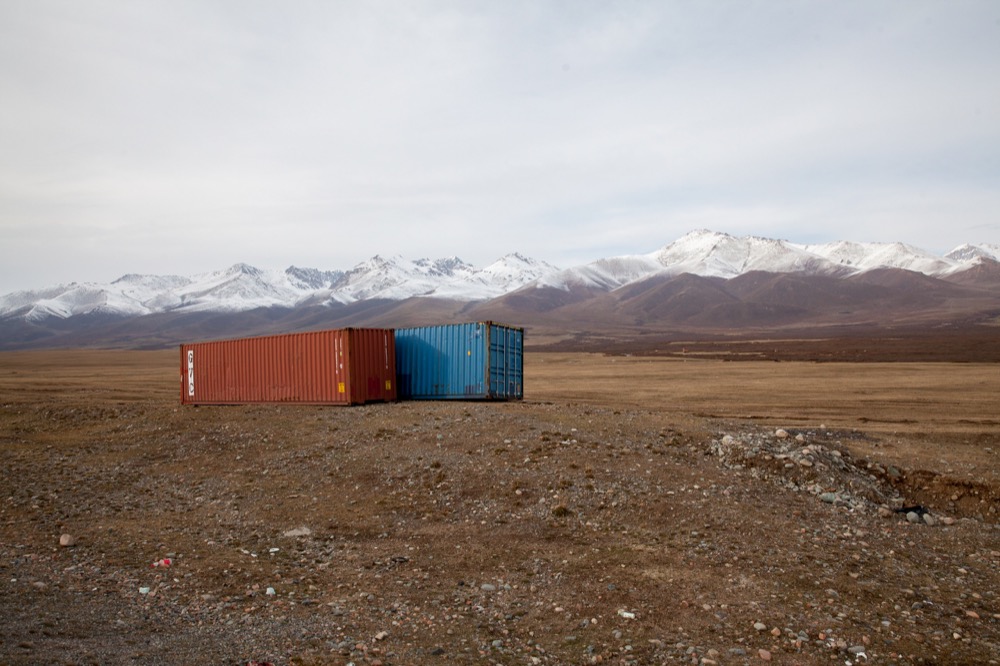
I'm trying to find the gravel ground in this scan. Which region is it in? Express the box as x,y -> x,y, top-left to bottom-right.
1,393 -> 998,665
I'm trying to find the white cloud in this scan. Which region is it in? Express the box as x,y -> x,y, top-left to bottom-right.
2,0 -> 999,292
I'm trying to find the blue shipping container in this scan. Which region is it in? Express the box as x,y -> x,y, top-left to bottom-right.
395,322 -> 524,400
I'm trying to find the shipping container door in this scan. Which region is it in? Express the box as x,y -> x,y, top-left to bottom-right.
348,328 -> 396,404
489,324 -> 523,399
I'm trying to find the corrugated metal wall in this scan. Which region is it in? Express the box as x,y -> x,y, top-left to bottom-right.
180,328 -> 396,405
395,322 -> 523,400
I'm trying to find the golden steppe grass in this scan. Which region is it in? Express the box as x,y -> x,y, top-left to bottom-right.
2,348 -> 996,483
3,350 -> 996,433
530,352 -> 1000,487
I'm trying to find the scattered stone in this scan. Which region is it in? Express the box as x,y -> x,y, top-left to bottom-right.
775,429 -> 789,439
282,527 -> 312,538
480,583 -> 496,592
906,511 -> 921,524
753,622 -> 767,631
922,513 -> 938,526
59,534 -> 77,547
758,648 -> 772,661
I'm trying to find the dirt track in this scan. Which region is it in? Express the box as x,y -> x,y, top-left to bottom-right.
1,350 -> 998,665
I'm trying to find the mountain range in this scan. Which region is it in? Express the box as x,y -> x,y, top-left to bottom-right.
2,230 -> 999,350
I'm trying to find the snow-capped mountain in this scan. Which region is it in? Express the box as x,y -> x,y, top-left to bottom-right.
945,243 -> 1000,264
801,240 -> 956,275
0,253 -> 559,322
535,229 -> 999,292
1,230 -> 997,323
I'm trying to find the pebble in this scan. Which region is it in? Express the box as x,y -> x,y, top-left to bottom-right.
282,527 -> 312,537
758,648 -> 772,661
59,534 -> 77,547
753,622 -> 767,631
480,583 -> 496,592
775,429 -> 789,439
906,511 -> 921,524
922,513 -> 937,526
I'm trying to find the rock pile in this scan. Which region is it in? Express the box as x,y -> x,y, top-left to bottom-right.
710,426 -> 907,514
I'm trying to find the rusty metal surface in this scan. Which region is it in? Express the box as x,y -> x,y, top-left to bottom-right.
180,328 -> 396,405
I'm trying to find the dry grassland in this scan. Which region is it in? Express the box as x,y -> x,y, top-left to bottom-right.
530,353 -> 1000,485
0,349 -> 997,666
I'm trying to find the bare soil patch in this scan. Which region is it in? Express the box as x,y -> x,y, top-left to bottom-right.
1,350 -> 997,665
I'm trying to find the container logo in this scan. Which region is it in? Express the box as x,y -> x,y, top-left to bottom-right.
187,350 -> 195,397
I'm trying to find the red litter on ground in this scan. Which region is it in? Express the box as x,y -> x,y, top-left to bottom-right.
151,558 -> 172,568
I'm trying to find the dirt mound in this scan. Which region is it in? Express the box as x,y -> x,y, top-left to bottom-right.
710,426 -> 907,513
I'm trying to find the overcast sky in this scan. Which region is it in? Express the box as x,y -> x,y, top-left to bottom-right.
1,1 -> 998,293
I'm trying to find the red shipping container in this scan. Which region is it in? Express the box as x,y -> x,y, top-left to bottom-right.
180,328 -> 396,405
